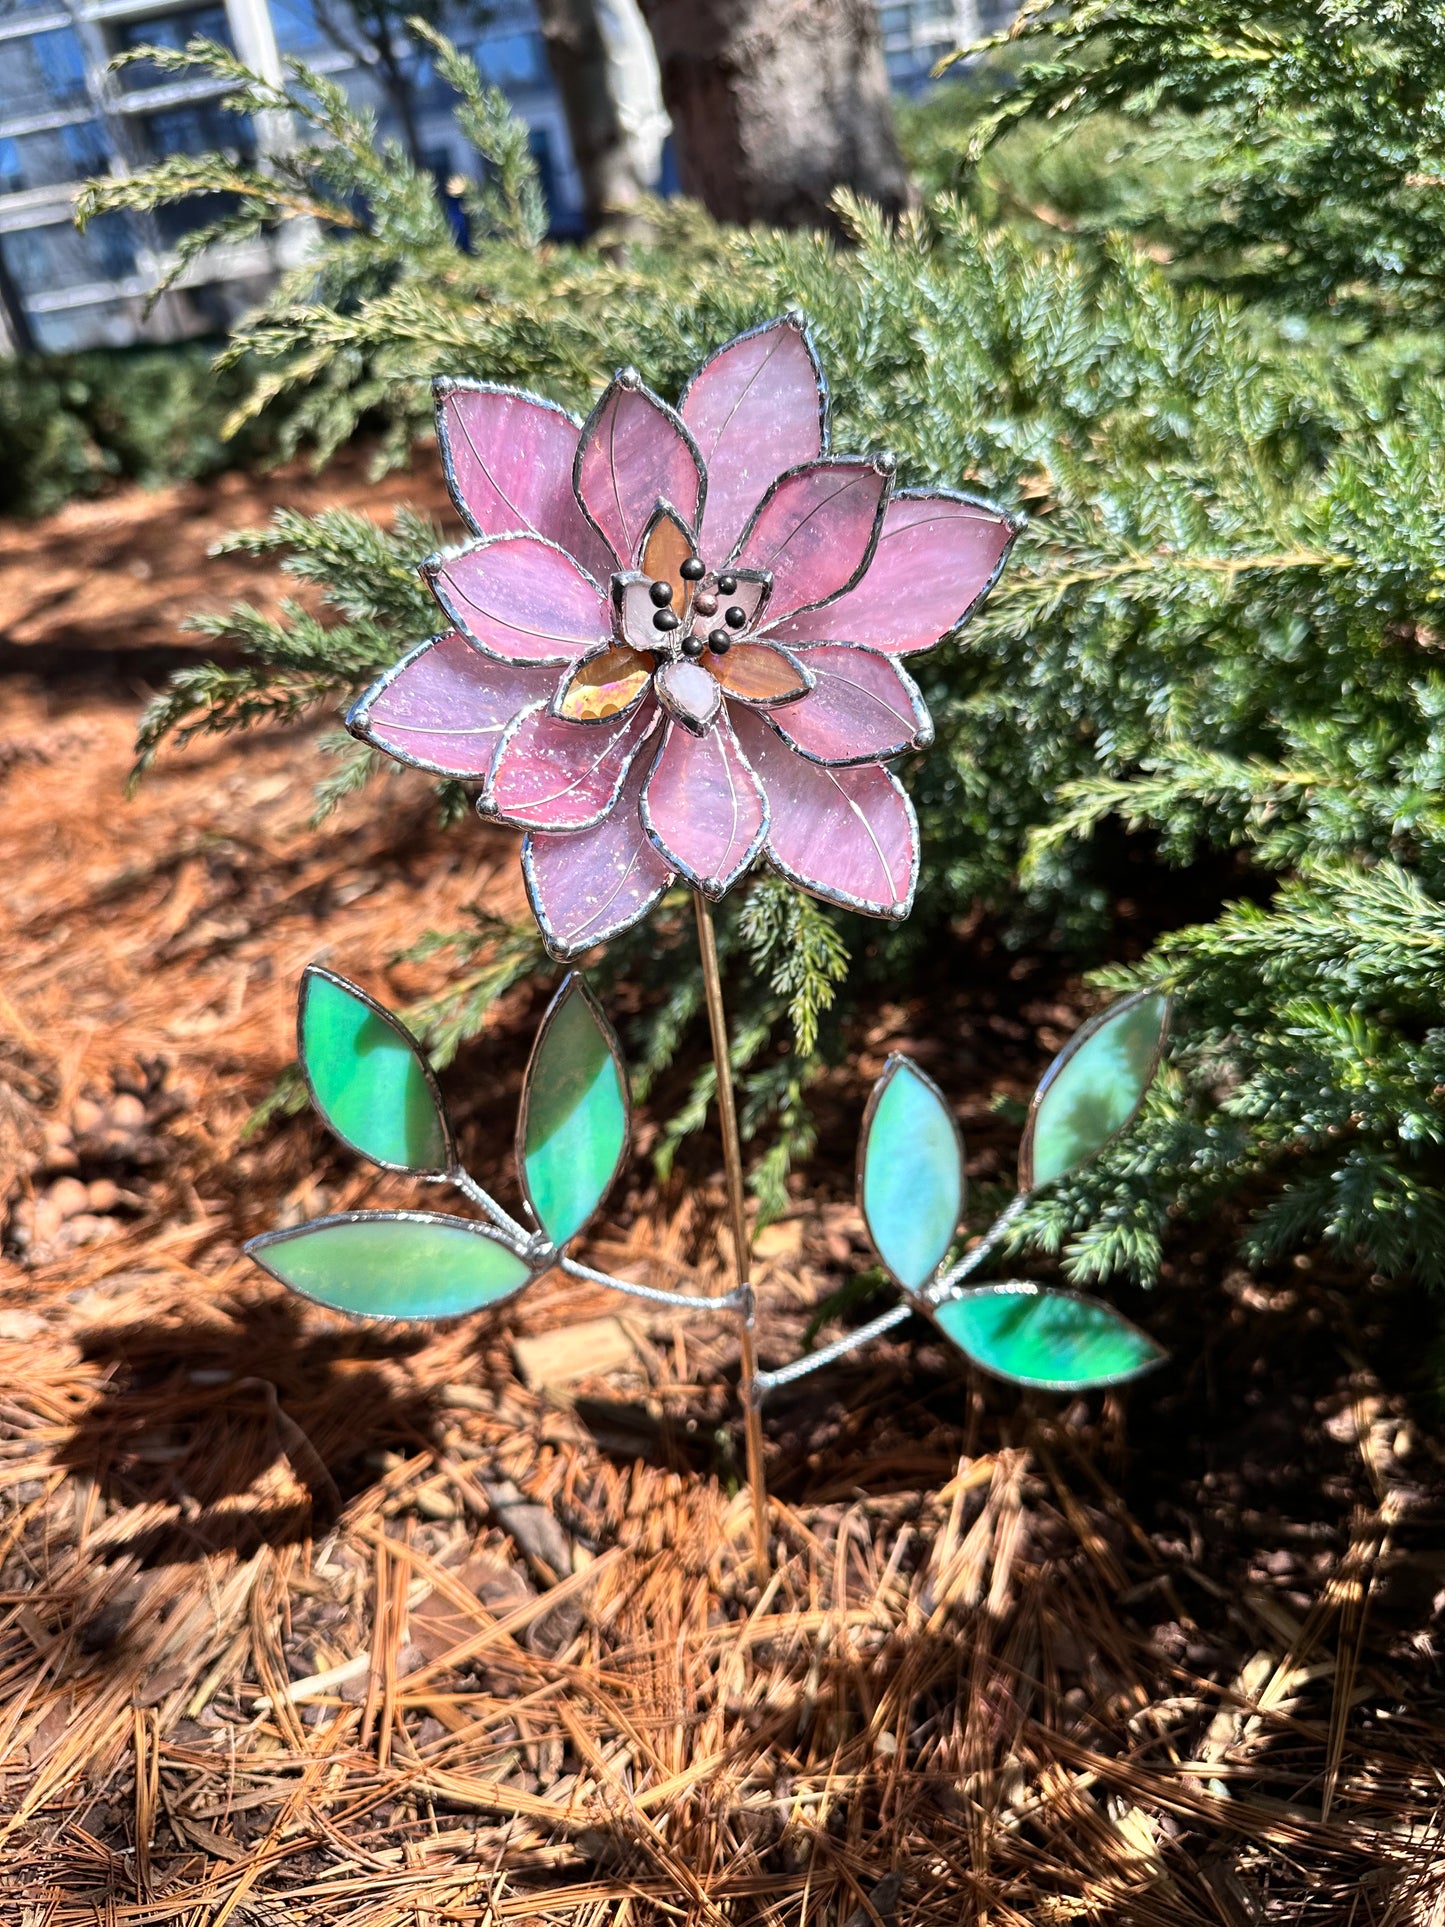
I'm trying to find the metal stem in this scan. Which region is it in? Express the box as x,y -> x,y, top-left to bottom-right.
927,1190 -> 1031,1301
753,1299 -> 914,1399
446,1167 -> 533,1248
559,1254 -> 747,1315
693,889 -> 770,1581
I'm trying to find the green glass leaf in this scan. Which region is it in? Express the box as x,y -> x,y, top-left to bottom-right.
298,967 -> 451,1175
933,1284 -> 1165,1391
1019,990 -> 1170,1191
245,1212 -> 534,1321
518,974 -> 628,1247
859,1054 -> 964,1290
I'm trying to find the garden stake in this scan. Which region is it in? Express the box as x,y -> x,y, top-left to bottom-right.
693,888 -> 770,1581
232,313 -> 1201,1596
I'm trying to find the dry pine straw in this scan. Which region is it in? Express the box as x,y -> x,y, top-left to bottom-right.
0,633 -> 1444,1920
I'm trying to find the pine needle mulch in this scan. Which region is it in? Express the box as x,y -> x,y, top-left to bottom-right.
2,474 -> 1444,1925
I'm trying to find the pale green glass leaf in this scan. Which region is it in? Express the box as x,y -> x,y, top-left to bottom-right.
245,1212 -> 533,1320
1020,990 -> 1169,1191
299,967 -> 451,1174
518,974 -> 628,1247
859,1055 -> 964,1290
933,1283 -> 1165,1390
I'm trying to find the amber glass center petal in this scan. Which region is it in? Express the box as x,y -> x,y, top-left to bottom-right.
555,644 -> 654,722
641,507 -> 698,608
707,642 -> 810,704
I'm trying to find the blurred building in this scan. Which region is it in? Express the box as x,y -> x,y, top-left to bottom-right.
878,0 -> 1015,94
0,0 -> 1010,355
0,0 -> 589,352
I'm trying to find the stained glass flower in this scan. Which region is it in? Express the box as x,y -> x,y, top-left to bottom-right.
350,316 -> 1020,959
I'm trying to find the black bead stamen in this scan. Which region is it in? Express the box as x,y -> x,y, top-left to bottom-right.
649,580 -> 673,606
681,632 -> 706,658
724,604 -> 748,630
708,629 -> 731,654
653,609 -> 680,632
680,557 -> 706,581
716,573 -> 737,594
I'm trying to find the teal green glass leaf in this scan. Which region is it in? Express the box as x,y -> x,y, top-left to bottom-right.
1019,990 -> 1169,1191
933,1284 -> 1165,1390
518,974 -> 628,1247
246,1212 -> 533,1320
299,967 -> 451,1174
859,1054 -> 964,1290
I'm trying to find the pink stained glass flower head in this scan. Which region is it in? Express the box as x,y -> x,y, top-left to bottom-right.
349,316 -> 1022,960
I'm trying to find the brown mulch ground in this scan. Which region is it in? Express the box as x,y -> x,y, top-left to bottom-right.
1,463 -> 1442,1924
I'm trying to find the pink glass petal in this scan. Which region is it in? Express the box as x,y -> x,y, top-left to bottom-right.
347,631 -> 554,778
733,459 -> 890,621
733,710 -> 919,917
522,753 -> 674,959
767,645 -> 932,764
485,698 -> 658,830
640,714 -> 767,896
575,377 -> 704,567
428,534 -> 610,665
679,317 -> 826,563
435,381 -> 613,582
770,490 -> 1018,653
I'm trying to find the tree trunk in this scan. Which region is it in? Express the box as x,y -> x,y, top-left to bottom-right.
636,0 -> 912,229
534,0 -> 668,232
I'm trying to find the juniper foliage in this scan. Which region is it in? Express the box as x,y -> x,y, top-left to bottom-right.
86,32 -> 1445,1285
948,0 -> 1445,330
0,344 -> 265,515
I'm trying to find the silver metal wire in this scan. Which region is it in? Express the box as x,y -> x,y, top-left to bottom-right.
927,1190 -> 1031,1301
753,1299 -> 914,1398
446,1167 -> 533,1249
559,1254 -> 748,1314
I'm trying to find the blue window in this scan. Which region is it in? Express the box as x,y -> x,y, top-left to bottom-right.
0,0 -> 76,19
62,120 -> 109,178
33,27 -> 89,105
0,119 -> 110,192
267,0 -> 328,55
472,31 -> 544,90
0,27 -> 89,119
139,102 -> 255,161
527,125 -> 587,240
527,126 -> 556,209
88,210 -> 137,279
0,210 -> 136,294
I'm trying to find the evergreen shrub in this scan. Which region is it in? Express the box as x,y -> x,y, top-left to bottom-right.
79,27 -> 1445,1290
0,343 -> 264,517
942,0 -> 1445,333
